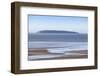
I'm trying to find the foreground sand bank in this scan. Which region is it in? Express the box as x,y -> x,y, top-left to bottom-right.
28,48 -> 88,60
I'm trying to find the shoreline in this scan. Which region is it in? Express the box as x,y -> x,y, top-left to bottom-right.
28,48 -> 88,60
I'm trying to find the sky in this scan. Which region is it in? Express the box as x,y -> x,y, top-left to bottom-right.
28,15 -> 88,34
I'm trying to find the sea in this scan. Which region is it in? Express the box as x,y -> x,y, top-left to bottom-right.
28,33 -> 88,53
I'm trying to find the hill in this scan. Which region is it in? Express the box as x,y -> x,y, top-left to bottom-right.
37,30 -> 79,34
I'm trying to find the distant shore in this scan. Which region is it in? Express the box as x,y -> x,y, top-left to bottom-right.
28,48 -> 88,61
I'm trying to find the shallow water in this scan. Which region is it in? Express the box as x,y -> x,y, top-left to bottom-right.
28,42 -> 87,53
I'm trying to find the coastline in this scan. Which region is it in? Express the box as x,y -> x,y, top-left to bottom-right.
28,48 -> 88,61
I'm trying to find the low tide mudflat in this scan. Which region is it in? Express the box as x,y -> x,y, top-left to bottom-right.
28,48 -> 88,61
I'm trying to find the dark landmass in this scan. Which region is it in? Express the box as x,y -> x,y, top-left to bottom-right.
37,30 -> 79,34
28,30 -> 87,42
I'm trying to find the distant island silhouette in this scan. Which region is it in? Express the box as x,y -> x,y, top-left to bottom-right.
37,30 -> 79,34
28,30 -> 87,42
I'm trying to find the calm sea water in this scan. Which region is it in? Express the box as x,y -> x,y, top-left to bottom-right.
28,34 -> 87,42
29,42 -> 87,53
28,34 -> 88,53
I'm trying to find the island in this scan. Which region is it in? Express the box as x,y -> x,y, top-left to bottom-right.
37,30 -> 79,34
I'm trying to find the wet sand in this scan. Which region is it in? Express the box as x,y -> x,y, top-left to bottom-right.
28,48 -> 88,61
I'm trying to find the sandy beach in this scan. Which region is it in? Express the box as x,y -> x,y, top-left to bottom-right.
28,48 -> 88,61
